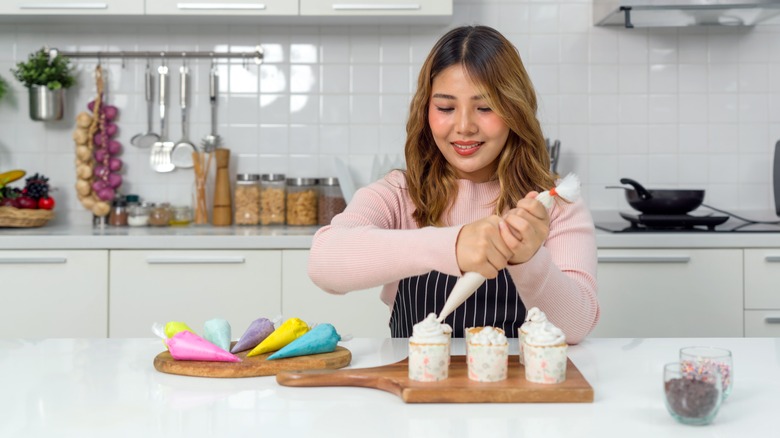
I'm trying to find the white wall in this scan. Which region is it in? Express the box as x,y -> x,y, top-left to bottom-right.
1,0 -> 779,225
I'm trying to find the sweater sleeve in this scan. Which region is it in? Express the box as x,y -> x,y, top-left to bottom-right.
508,198 -> 600,344
308,172 -> 463,295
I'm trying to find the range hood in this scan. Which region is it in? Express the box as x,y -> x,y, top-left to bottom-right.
594,0 -> 780,28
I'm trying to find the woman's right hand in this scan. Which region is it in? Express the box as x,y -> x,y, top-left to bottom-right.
455,215 -> 514,279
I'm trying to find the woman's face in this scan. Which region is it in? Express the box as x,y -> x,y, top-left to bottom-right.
428,64 -> 510,183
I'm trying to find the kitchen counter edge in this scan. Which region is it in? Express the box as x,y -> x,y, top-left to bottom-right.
2,223 -> 780,249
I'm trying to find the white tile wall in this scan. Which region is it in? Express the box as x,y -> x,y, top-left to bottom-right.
1,0 -> 780,225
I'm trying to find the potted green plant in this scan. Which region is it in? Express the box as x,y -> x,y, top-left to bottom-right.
11,47 -> 76,121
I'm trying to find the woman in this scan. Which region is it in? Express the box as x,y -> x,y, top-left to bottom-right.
308,25 -> 598,343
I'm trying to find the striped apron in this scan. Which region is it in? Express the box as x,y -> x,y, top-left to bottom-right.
389,269 -> 525,338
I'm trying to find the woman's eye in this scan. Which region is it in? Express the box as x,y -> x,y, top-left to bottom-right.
477,107 -> 492,112
435,106 -> 454,113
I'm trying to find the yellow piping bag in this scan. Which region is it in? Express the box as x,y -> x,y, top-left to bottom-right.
246,317 -> 309,357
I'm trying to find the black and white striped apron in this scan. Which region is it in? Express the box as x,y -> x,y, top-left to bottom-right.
389,269 -> 525,338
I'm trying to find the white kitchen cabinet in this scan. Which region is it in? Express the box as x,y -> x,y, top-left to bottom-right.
744,310 -> 780,337
0,250 -> 108,338
282,250 -> 391,337
744,249 -> 780,309
591,249 -> 743,338
109,250 -> 282,338
146,0 -> 297,15
0,0 -> 143,14
743,249 -> 780,337
300,0 -> 451,16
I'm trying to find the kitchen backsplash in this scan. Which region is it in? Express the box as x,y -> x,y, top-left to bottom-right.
1,0 -> 780,225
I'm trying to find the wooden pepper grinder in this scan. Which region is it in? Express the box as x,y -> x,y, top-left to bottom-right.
212,148 -> 232,226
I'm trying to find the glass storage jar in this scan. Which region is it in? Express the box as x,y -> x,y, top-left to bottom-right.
260,173 -> 286,225
128,202 -> 151,227
286,177 -> 318,226
170,206 -> 193,226
149,203 -> 172,227
318,177 -> 346,225
234,173 -> 261,225
108,197 -> 128,226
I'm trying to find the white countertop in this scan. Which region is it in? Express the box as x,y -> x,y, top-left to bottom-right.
1,337 -> 778,437
0,224 -> 316,249
1,209 -> 780,249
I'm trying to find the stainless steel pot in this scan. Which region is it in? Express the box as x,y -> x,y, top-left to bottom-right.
29,85 -> 64,121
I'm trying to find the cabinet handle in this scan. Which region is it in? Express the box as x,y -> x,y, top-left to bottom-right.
18,3 -> 108,9
765,256 -> 780,262
146,256 -> 246,264
0,257 -> 67,264
332,3 -> 421,10
598,255 -> 691,263
176,3 -> 266,10
765,317 -> 780,324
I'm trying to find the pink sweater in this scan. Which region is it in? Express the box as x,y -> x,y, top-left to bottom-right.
308,170 -> 599,344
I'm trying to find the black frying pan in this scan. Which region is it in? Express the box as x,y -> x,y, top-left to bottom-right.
616,178 -> 704,215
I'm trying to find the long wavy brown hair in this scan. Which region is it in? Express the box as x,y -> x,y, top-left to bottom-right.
404,25 -> 554,227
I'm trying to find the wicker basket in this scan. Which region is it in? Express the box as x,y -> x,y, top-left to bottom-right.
0,206 -> 55,228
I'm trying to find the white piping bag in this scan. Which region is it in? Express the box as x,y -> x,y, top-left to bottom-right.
435,173 -> 581,324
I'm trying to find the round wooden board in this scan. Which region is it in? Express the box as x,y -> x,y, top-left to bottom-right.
154,345 -> 352,378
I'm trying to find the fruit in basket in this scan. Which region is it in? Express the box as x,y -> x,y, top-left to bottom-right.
23,173 -> 50,200
38,196 -> 55,210
0,197 -> 18,208
0,169 -> 26,186
16,196 -> 37,209
0,185 -> 21,207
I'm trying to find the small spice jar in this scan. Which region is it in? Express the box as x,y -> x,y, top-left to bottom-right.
318,177 -> 346,225
286,177 -> 318,226
234,173 -> 261,225
108,197 -> 128,226
170,206 -> 193,226
128,202 -> 151,227
149,203 -> 172,227
260,173 -> 286,225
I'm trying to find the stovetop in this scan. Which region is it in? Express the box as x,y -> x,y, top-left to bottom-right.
595,211 -> 780,233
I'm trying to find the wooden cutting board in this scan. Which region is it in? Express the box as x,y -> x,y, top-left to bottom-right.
153,345 -> 351,378
276,355 -> 593,403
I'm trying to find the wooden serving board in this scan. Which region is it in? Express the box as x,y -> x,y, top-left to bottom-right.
154,345 -> 351,378
276,355 -> 593,403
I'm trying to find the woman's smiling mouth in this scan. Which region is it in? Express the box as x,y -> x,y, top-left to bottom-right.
451,141 -> 483,156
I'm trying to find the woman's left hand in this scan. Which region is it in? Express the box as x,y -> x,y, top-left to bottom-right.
498,191 -> 550,264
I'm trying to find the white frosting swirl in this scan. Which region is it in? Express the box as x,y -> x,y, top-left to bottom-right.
520,307 -> 548,334
470,326 -> 507,346
410,313 -> 452,344
525,321 -> 566,346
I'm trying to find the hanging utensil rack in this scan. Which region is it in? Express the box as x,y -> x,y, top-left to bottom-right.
50,46 -> 264,66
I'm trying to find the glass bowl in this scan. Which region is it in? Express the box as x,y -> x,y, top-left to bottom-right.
663,362 -> 723,425
680,346 -> 733,400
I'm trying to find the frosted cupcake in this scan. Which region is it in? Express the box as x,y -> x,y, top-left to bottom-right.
467,327 -> 509,382
408,313 -> 452,382
523,322 -> 567,384
518,307 -> 548,365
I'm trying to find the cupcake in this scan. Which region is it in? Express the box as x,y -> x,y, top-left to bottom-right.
523,321 -> 567,384
518,307 -> 548,365
464,326 -> 481,354
408,313 -> 452,382
467,327 -> 509,382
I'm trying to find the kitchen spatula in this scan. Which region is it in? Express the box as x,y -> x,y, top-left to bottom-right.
150,64 -> 175,172
435,173 -> 582,323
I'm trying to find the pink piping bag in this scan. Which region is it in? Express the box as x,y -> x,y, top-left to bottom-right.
152,323 -> 241,362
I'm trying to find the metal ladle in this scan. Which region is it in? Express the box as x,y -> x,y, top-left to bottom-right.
130,62 -> 160,148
